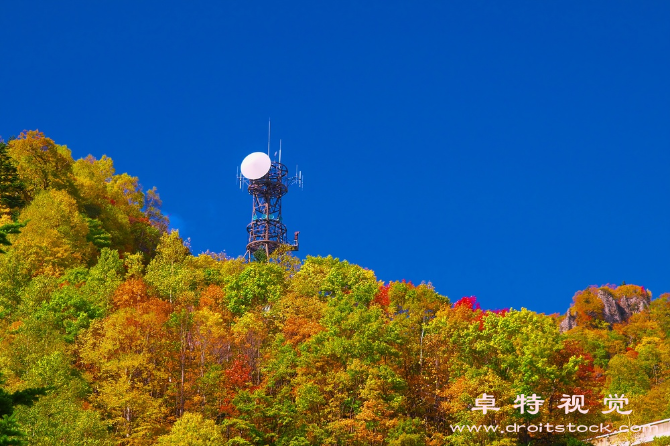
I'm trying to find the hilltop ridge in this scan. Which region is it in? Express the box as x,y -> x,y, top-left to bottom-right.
0,131 -> 667,445
560,285 -> 651,332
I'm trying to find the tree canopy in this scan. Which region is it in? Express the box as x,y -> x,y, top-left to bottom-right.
0,130 -> 666,445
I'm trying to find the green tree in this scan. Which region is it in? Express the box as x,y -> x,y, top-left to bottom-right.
0,222 -> 25,254
0,139 -> 26,218
225,262 -> 285,315
145,231 -> 194,302
14,351 -> 112,446
0,373 -> 45,446
606,353 -> 651,397
84,217 -> 112,249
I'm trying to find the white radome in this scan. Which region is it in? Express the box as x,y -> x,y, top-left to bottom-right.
240,152 -> 271,179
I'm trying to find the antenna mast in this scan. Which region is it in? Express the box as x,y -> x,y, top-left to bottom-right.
237,132 -> 303,261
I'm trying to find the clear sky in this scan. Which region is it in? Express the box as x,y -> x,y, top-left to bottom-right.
2,1 -> 668,315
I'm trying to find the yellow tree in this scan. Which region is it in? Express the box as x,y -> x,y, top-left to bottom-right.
156,412 -> 223,446
11,189 -> 94,276
72,155 -> 115,210
188,304 -> 234,417
7,130 -> 75,201
79,287 -> 173,445
73,154 -> 162,255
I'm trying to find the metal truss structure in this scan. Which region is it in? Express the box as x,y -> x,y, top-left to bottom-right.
238,161 -> 302,260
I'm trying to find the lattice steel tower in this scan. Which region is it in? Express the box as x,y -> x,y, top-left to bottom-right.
237,145 -> 302,260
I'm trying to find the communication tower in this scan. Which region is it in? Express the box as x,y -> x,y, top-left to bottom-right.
237,142 -> 302,260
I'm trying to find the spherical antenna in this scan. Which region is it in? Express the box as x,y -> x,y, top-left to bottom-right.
240,152 -> 271,180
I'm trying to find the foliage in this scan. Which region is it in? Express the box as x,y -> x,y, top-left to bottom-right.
0,373 -> 46,446
156,412 -> 223,445
652,436 -> 670,445
0,222 -> 25,255
571,287 -> 605,328
6,130 -> 75,201
84,217 -> 112,249
0,139 -> 26,218
12,189 -> 94,276
0,130 -> 667,445
13,352 -> 112,445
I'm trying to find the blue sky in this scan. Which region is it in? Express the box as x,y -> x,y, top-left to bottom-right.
2,1 -> 668,315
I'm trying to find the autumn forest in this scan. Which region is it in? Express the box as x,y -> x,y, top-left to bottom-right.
0,131 -> 668,445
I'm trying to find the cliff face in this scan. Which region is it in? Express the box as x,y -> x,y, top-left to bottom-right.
559,287 -> 650,333
559,310 -> 577,332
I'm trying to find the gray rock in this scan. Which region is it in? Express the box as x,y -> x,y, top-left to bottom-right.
559,288 -> 650,333
618,295 -> 649,320
559,310 -> 577,332
599,289 -> 624,325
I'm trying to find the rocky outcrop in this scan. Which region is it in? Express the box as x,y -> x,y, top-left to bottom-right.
618,294 -> 649,320
559,288 -> 650,333
559,310 -> 577,332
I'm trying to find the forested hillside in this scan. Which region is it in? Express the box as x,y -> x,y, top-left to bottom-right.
0,131 -> 668,445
